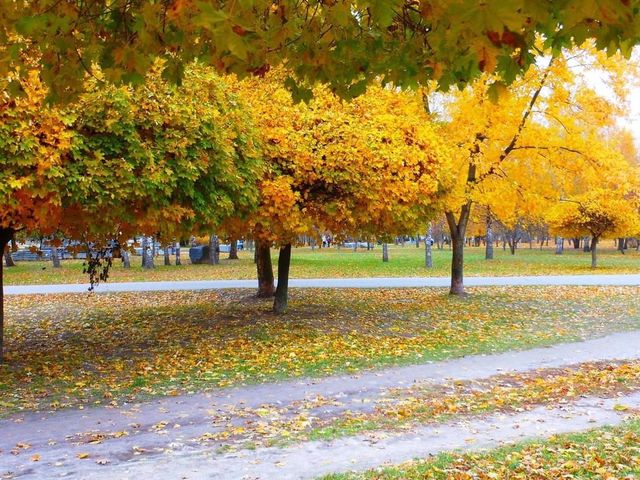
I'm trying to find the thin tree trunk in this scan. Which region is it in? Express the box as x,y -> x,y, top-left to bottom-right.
142,237 -> 154,269
583,236 -> 590,253
164,245 -> 171,266
485,217 -> 494,260
122,251 -> 131,269
425,224 -> 433,268
273,244 -> 292,314
51,246 -> 61,268
446,203 -> 471,296
4,235 -> 16,267
450,236 -> 465,295
382,243 -> 389,262
415,234 -> 420,248
0,228 -> 12,363
4,252 -> 14,267
4,246 -> 15,268
175,242 -> 181,265
256,240 -> 275,298
618,237 -> 626,254
555,237 -> 564,255
141,236 -> 147,267
228,238 -> 239,260
591,236 -> 598,268
209,234 -> 219,265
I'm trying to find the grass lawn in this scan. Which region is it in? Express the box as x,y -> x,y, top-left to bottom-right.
321,419 -> 640,479
4,244 -> 640,285
1,286 -> 639,415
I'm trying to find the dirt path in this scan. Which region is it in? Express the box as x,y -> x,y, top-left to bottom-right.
2,330 -> 640,479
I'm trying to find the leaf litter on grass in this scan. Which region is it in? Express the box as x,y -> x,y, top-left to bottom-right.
1,286 -> 639,415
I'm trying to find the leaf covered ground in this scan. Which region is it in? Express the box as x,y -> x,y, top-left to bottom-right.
4,245 -> 640,285
1,286 -> 639,415
322,419 -> 640,479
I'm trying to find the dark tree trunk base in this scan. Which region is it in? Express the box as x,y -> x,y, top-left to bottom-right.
4,252 -> 15,268
450,237 -> 465,296
228,238 -> 239,260
256,240 -> 275,298
273,244 -> 292,314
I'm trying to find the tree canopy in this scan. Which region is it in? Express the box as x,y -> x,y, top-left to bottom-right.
3,1 -> 640,100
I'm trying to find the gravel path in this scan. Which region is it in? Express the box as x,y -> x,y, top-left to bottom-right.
2,330 -> 640,479
5,273 -> 640,295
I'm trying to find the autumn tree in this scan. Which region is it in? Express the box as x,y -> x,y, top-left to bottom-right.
435,43 -> 637,295
0,64 -> 261,363
547,130 -> 640,268
0,71 -> 74,362
548,192 -> 639,268
235,71 -> 452,312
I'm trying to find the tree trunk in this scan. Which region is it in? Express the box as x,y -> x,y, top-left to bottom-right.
163,245 -> 171,266
4,251 -> 14,268
425,224 -> 433,268
508,239 -> 516,255
485,222 -> 494,260
415,234 -> 420,248
382,243 -> 389,262
618,237 -> 626,254
175,242 -> 181,265
4,235 -> 16,267
572,238 -> 580,249
0,228 -> 13,363
209,234 -> 219,265
555,237 -> 564,255
122,251 -> 131,269
446,202 -> 471,296
228,238 -> 239,260
256,240 -> 275,298
450,236 -> 465,295
583,236 -> 590,253
591,236 -> 598,268
142,237 -> 154,269
51,246 -> 61,268
273,244 -> 292,314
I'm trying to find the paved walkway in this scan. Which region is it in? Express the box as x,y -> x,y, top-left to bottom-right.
81,392 -> 640,480
2,331 -> 640,479
6,273 -> 640,295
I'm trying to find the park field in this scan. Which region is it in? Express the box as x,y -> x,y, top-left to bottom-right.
4,243 -> 640,285
2,286 -> 639,414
